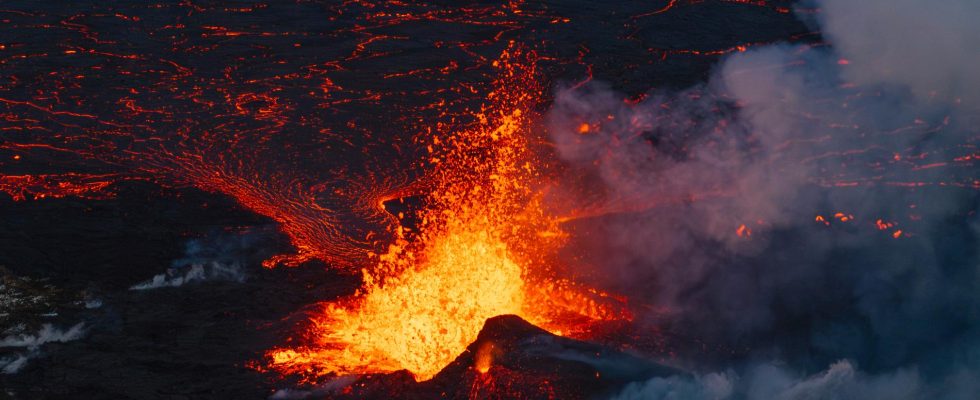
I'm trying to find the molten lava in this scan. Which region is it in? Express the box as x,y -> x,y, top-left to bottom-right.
272,226 -> 530,380
266,47 -> 627,381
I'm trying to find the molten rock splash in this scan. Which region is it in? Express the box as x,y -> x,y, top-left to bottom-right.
267,47 -> 627,381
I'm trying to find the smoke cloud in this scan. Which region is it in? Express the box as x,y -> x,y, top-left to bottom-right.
0,323 -> 85,374
129,230 -> 268,290
129,260 -> 245,290
815,0 -> 980,108
544,1 -> 980,398
615,360 -> 979,400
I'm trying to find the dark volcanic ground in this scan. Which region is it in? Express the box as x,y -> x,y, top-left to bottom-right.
0,185 -> 361,398
0,1 -> 812,399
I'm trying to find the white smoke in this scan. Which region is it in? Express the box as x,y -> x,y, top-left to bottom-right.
615,360 -> 980,400
816,0 -> 980,108
0,322 -> 85,374
129,231 -> 265,290
615,371 -> 734,400
546,0 -> 980,398
130,260 -> 245,290
269,375 -> 359,399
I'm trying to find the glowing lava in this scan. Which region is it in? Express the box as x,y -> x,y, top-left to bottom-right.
271,226 -> 530,380
266,46 -> 626,381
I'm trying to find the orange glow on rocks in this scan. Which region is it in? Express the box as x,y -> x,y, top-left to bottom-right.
474,342 -> 497,374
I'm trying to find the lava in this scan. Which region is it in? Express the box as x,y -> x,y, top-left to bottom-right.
266,47 -> 628,382
3,0 -> 977,395
2,3 -> 631,383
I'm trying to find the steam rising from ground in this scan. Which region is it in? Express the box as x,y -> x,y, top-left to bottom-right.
129,231 -> 264,290
615,360 -> 978,400
129,261 -> 245,290
546,1 -> 979,398
0,323 -> 85,374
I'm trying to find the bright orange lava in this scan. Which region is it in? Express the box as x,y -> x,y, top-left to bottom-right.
266,46 -> 628,382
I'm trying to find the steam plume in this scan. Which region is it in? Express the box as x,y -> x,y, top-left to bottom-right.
0,323 -> 85,374
129,230 -> 268,290
544,1 -> 980,398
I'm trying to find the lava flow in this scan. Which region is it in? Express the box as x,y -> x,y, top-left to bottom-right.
266,47 -> 628,382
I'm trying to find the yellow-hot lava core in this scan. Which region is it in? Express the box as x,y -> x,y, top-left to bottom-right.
266,45 -> 628,382
270,225 -> 530,380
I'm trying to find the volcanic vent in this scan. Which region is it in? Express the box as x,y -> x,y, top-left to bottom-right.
3,0 -> 979,399
263,46 -> 632,384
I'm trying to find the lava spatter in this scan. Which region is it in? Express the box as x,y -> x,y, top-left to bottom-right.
265,47 -> 628,382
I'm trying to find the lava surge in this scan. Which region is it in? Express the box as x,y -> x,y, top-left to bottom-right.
266,48 -> 627,381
